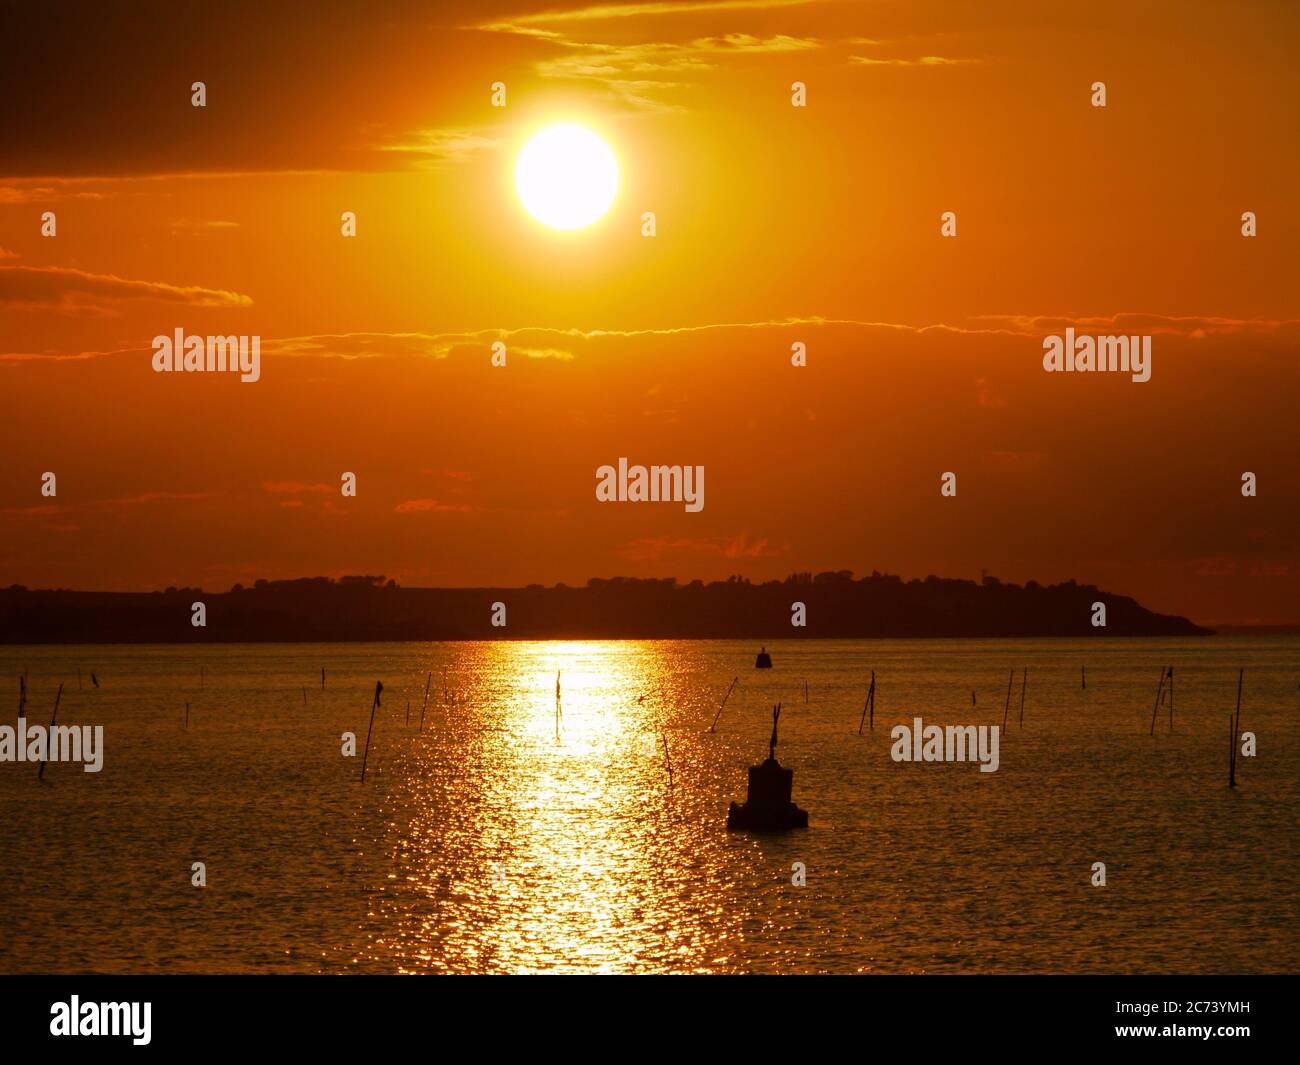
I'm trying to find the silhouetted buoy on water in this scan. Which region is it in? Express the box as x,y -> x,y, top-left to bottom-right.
726,702 -> 808,832
755,646 -> 772,669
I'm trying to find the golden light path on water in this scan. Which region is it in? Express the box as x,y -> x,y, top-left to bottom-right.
0,638 -> 1297,973
366,641 -> 739,973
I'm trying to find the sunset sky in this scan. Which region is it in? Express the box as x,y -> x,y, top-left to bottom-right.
1,0 -> 1296,625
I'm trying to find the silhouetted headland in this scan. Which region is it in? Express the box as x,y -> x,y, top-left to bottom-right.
0,570 -> 1212,643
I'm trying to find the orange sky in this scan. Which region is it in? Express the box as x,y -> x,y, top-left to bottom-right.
1,0 -> 1297,624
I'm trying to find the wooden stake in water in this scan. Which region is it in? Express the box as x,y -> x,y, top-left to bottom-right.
420,672 -> 431,731
555,671 -> 562,738
1081,664 -> 1086,690
1018,668 -> 1027,729
185,701 -> 190,730
710,676 -> 739,733
1234,668 -> 1243,739
321,667 -> 325,689
38,683 -> 63,780
18,675 -> 26,718
858,671 -> 876,734
1001,669 -> 1013,731
302,685 -> 307,705
660,729 -> 674,788
360,681 -> 383,784
1148,667 -> 1167,736
1228,667 -> 1243,788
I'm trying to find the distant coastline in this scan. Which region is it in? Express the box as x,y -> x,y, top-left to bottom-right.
1206,623 -> 1300,637
0,571 -> 1213,644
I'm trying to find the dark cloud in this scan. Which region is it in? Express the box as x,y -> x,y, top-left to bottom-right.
0,0 -> 536,177
0,265 -> 251,310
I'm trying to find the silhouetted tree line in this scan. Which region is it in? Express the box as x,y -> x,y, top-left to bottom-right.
0,570 -> 1210,643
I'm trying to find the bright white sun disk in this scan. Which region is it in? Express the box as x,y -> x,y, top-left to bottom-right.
516,125 -> 619,230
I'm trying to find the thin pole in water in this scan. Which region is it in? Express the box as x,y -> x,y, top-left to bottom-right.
1001,669 -> 1013,731
321,667 -> 325,689
1081,664 -> 1086,690
38,684 -> 63,780
420,672 -> 431,731
1229,667 -> 1243,788
1149,667 -> 1166,736
858,671 -> 876,735
1018,668 -> 1027,729
360,681 -> 383,784
710,676 -> 738,733
302,685 -> 307,705
185,701 -> 190,729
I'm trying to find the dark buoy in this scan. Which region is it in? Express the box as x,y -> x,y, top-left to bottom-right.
727,703 -> 808,832
755,646 -> 772,669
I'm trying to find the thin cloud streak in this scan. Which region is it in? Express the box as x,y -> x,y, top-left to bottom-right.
849,55 -> 979,66
478,0 -> 813,33
5,314 -> 1296,365
0,265 -> 252,312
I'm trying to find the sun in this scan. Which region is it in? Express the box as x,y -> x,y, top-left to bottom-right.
515,124 -> 619,230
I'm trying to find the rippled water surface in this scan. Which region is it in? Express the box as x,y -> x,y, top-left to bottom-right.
1,638 -> 1296,973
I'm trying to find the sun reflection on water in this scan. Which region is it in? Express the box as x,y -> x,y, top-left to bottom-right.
370,640 -> 719,973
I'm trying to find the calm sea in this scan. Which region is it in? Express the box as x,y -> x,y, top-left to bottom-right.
0,638 -> 1296,974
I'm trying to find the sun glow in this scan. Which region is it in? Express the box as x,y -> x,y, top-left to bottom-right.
515,124 -> 619,230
